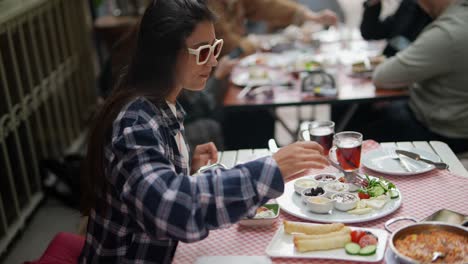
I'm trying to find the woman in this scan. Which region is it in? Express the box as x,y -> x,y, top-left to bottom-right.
80,1 -> 328,263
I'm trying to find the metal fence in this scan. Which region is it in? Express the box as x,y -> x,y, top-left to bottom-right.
0,0 -> 96,255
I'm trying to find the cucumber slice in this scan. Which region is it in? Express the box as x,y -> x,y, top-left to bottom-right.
369,186 -> 385,197
389,189 -> 399,199
359,245 -> 377,256
345,243 -> 361,255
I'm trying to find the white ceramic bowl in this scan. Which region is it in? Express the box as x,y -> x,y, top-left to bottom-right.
239,204 -> 280,227
323,182 -> 349,198
300,187 -> 326,203
294,178 -> 319,194
304,196 -> 334,214
331,192 -> 359,211
313,173 -> 339,187
347,183 -> 361,192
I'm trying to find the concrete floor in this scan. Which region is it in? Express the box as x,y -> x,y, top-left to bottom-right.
2,198 -> 81,263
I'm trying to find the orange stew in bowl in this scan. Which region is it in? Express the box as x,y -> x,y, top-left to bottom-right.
395,230 -> 468,263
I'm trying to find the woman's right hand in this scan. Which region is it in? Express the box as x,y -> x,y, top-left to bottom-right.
272,141 -> 329,180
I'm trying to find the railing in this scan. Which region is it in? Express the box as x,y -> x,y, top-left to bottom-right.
0,0 -> 96,255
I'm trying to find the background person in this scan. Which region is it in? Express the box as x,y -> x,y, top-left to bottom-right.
361,0 -> 468,153
360,0 -> 432,57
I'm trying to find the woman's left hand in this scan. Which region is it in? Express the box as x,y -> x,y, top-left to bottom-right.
305,9 -> 338,26
191,142 -> 218,174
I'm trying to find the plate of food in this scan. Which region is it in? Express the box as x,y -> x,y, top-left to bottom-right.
362,147 -> 441,176
238,53 -> 291,68
266,221 -> 387,262
231,68 -> 291,87
290,59 -> 322,73
350,55 -> 385,78
239,203 -> 280,227
276,174 -> 402,223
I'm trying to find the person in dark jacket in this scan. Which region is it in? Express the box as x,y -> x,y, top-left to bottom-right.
360,0 -> 432,57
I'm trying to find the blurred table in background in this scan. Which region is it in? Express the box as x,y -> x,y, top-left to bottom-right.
224,32 -> 408,136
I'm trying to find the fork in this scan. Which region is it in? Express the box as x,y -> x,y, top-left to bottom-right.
197,162 -> 228,174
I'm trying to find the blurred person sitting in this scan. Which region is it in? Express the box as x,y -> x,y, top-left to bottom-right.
356,0 -> 468,153
360,0 -> 432,57
206,0 -> 337,149
207,0 -> 338,57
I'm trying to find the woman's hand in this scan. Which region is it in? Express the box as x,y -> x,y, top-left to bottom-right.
191,142 -> 218,174
305,9 -> 338,26
316,10 -> 338,26
272,141 -> 329,180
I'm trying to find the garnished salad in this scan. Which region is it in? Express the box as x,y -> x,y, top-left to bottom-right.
357,175 -> 398,200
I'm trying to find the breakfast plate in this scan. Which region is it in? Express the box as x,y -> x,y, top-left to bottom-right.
362,147 -> 441,176
276,174 -> 402,223
237,53 -> 291,68
231,68 -> 291,87
266,224 -> 388,262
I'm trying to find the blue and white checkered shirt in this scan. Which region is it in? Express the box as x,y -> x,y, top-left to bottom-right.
79,97 -> 284,263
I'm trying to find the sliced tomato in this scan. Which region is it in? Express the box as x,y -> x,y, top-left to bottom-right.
358,192 -> 370,199
350,230 -> 366,243
359,234 -> 378,248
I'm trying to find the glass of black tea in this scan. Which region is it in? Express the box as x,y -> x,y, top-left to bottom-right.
302,121 -> 335,156
331,131 -> 363,172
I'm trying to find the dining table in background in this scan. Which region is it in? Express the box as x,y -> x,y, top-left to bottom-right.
172,140 -> 468,264
223,30 -> 409,135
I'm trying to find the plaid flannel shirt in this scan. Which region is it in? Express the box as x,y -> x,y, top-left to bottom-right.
79,97 -> 284,263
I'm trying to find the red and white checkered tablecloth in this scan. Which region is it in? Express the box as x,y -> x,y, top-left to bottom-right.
173,141 -> 468,264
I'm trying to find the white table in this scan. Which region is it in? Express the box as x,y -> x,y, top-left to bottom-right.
217,141 -> 468,178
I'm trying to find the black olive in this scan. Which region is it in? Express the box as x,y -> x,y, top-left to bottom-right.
305,187 -> 325,196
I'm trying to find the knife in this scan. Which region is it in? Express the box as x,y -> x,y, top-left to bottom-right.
395,150 -> 449,169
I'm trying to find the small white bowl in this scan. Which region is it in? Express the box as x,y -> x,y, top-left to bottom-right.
239,204 -> 280,227
323,182 -> 349,198
294,178 -> 319,194
301,187 -> 326,203
331,192 -> 359,211
347,183 -> 361,192
313,173 -> 339,187
304,196 -> 334,214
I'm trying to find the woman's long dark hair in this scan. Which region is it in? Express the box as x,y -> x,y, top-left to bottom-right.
81,0 -> 215,215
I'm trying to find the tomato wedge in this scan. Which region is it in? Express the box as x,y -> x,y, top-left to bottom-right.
358,192 -> 370,199
359,234 -> 378,248
350,230 -> 366,243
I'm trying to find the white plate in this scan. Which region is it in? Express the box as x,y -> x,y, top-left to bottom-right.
362,147 -> 441,176
277,175 -> 402,223
231,69 -> 290,87
266,224 -> 388,262
238,53 -> 291,68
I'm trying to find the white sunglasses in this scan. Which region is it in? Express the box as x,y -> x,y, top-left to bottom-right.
188,39 -> 224,65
